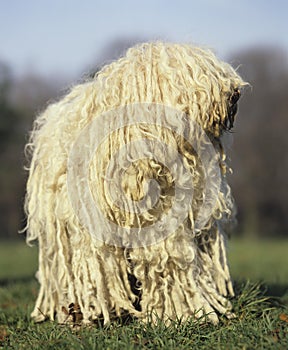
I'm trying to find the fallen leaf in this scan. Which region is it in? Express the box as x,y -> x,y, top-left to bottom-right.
279,314 -> 288,323
0,325 -> 8,342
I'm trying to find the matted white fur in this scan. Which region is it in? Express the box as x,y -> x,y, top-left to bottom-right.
24,42 -> 245,325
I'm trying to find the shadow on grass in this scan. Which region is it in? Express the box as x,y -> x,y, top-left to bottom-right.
264,283 -> 288,299
233,279 -> 288,310
263,283 -> 288,310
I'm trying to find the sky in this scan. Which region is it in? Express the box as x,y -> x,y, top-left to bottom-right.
1,0 -> 288,78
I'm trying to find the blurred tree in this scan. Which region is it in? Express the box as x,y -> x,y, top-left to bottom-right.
0,62 -> 23,239
0,62 -> 19,151
229,47 -> 288,237
0,61 -> 62,239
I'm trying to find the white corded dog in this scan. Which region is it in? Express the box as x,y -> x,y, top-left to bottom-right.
24,42 -> 245,325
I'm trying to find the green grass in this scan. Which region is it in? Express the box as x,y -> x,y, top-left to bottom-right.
229,238 -> 288,283
0,238 -> 287,349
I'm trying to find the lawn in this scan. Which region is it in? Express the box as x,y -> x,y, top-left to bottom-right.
0,237 -> 287,349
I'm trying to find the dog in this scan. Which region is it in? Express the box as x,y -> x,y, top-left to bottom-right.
24,42 -> 245,325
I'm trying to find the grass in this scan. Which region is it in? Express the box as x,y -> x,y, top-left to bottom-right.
0,237 -> 287,349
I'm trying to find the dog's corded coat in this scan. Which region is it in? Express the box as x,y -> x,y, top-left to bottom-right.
24,42 -> 245,325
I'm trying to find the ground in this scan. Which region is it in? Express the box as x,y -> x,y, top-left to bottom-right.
0,237 -> 287,349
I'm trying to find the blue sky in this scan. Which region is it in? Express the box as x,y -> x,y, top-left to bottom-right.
1,0 -> 287,78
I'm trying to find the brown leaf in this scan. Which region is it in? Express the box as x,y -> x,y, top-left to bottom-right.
279,313 -> 288,323
0,325 -> 8,342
